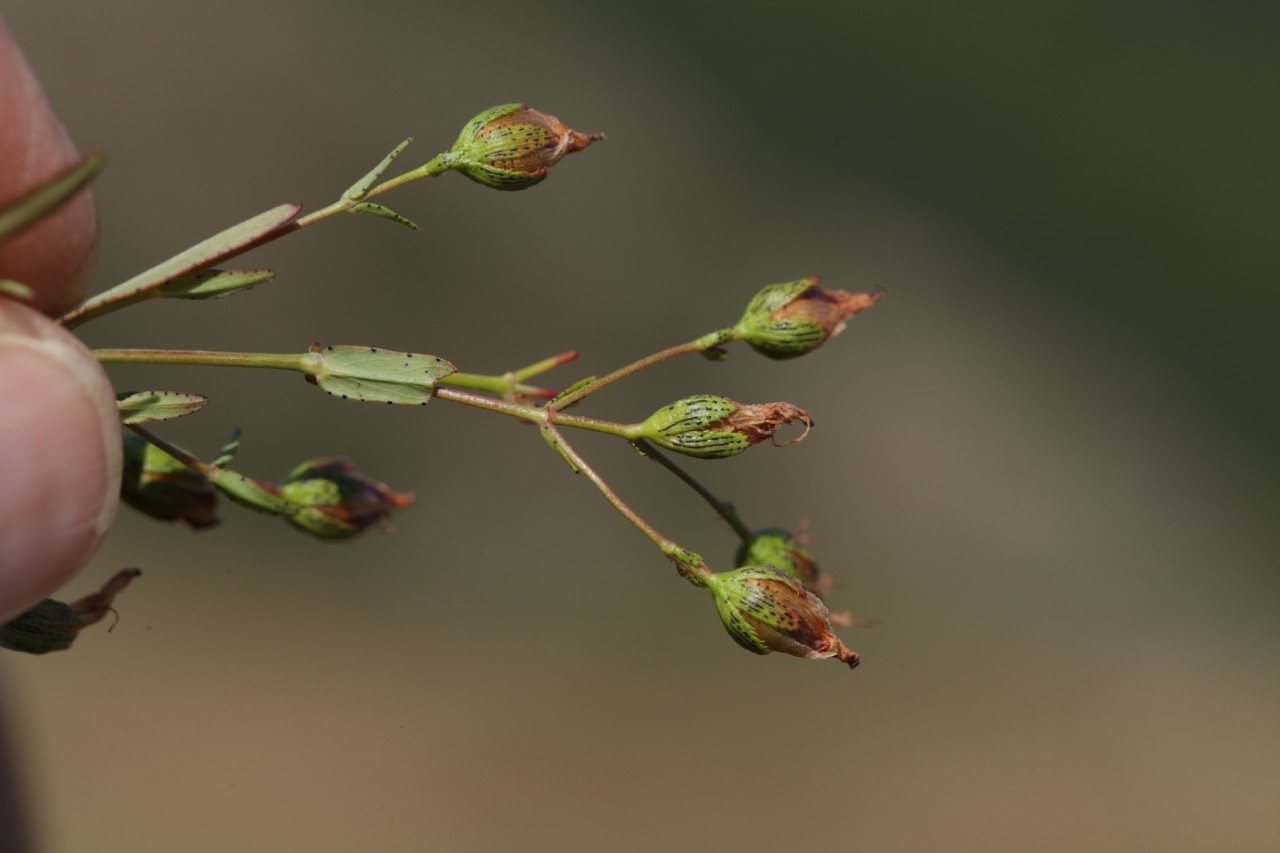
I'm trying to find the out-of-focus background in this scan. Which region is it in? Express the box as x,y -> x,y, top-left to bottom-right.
4,2 -> 1278,851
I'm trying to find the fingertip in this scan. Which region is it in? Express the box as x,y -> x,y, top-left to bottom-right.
0,17 -> 100,316
0,300 -> 119,621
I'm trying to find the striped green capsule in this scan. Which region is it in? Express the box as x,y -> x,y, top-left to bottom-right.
733,277 -> 883,359
637,395 -> 748,459
705,566 -> 859,668
0,569 -> 141,655
441,104 -> 604,191
638,396 -> 813,460
0,600 -> 81,654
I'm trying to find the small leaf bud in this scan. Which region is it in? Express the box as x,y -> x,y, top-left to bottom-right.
277,458 -> 414,540
706,567 -> 859,668
0,569 -> 141,655
733,276 -> 883,359
637,395 -> 812,460
442,103 -> 604,191
120,433 -> 220,529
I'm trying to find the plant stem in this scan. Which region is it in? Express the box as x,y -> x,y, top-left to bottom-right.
632,439 -> 753,542
95,348 -> 557,399
363,154 -> 451,198
126,423 -> 207,472
96,348 -> 307,372
433,387 -> 638,438
58,149 -> 460,331
540,422 -> 713,585
547,329 -> 733,412
97,345 -> 633,436
444,351 -> 577,399
292,155 -> 451,229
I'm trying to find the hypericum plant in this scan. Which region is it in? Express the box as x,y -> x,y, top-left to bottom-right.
0,104 -> 881,668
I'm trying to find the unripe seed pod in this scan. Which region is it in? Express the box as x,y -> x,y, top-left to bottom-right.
638,396 -> 812,460
442,103 -> 604,191
278,458 -> 413,540
706,566 -> 859,668
120,433 -> 220,529
0,569 -> 141,654
734,276 -> 882,359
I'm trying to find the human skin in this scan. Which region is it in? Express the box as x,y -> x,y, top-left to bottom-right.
0,16 -> 120,622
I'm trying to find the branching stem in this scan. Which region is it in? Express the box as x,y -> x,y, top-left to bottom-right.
547,329 -> 733,411
94,348 -> 558,400
632,439 -> 753,542
539,422 -> 713,585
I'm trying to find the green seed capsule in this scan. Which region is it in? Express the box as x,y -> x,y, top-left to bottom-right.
637,395 -> 747,459
705,566 -> 860,668
441,104 -> 604,191
0,600 -> 80,654
0,569 -> 141,655
733,277 -> 883,359
278,458 -> 414,540
637,396 -> 813,460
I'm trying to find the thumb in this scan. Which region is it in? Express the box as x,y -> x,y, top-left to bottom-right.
0,299 -> 120,621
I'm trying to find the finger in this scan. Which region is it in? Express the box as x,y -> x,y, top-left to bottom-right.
0,299 -> 120,621
0,16 -> 99,317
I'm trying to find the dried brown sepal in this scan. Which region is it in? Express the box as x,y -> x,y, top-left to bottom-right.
69,568 -> 142,628
723,402 -> 812,447
735,278 -> 884,359
773,287 -> 883,340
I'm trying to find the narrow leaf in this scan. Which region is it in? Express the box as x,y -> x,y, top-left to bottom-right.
116,390 -> 209,424
0,153 -> 104,244
306,343 -> 456,405
61,203 -> 301,329
153,268 -> 276,300
351,202 -> 419,231
210,427 -> 243,468
549,376 -> 597,407
0,280 -> 35,301
344,138 -> 413,200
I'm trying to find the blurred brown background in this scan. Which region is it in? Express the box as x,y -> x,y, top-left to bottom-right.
4,2 -> 1278,851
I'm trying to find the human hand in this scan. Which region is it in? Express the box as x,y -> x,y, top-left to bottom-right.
0,17 -> 120,621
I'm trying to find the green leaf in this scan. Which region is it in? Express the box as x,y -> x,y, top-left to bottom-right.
549,376 -> 597,407
0,153 -> 104,244
153,268 -> 276,300
307,343 -> 456,405
116,390 -> 209,424
343,138 -> 413,200
0,280 -> 35,301
61,203 -> 301,329
350,202 -> 419,231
